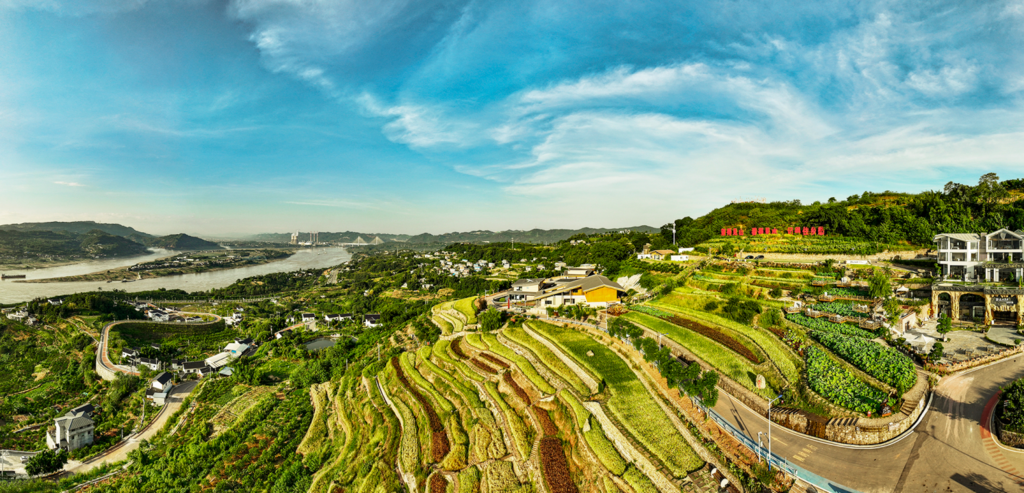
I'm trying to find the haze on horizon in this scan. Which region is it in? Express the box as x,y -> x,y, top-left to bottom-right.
1,0 -> 1023,237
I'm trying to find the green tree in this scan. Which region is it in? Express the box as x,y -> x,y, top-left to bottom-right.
25,449 -> 68,476
479,309 -> 503,333
936,314 -> 953,341
868,271 -> 892,299
929,342 -> 944,363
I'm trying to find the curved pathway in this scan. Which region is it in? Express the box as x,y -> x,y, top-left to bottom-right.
96,313 -> 223,381
713,356 -> 1024,492
63,380 -> 197,475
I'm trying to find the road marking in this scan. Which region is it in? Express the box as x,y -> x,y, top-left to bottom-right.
774,437 -> 788,446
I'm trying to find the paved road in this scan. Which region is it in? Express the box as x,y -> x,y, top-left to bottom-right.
713,357 -> 1024,492
96,313 -> 224,380
64,380 -> 197,475
0,450 -> 38,476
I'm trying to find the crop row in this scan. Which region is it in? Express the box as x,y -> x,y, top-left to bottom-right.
539,437 -> 579,493
503,372 -> 530,405
503,326 -> 590,395
390,357 -> 450,462
526,321 -> 704,475
653,298 -> 801,384
786,313 -> 876,338
631,305 -> 762,363
805,346 -> 888,414
810,330 -> 916,393
481,333 -> 557,394
812,302 -> 869,318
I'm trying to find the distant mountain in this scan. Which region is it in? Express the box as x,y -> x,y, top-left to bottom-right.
0,229 -> 150,263
248,231 -> 411,243
145,234 -> 222,251
404,227 -> 659,245
250,227 -> 656,246
0,221 -> 153,239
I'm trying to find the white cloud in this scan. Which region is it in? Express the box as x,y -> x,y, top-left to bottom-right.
54,181 -> 85,187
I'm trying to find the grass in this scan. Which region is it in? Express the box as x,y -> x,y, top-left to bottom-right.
485,381 -> 532,459
583,415 -> 627,476
481,333 -> 556,394
527,321 -> 704,476
651,297 -> 802,384
621,312 -> 770,397
502,326 -> 590,395
454,297 -> 479,324
432,340 -> 484,382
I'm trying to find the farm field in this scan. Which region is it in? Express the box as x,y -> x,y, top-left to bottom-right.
526,320 -> 705,477
453,296 -> 479,324
649,298 -> 801,384
621,311 -> 769,397
658,259 -> 912,417
331,324 -> 685,492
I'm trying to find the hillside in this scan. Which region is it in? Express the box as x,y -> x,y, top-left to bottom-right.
145,233 -> 221,250
248,231 -> 411,243
0,229 -> 150,264
661,173 -> 1024,252
0,221 -> 152,239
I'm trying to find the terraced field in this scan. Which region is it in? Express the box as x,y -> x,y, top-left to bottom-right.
526,321 -> 705,477
301,317 -> 707,492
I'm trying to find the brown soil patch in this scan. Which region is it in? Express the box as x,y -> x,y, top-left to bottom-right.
539,437 -> 578,493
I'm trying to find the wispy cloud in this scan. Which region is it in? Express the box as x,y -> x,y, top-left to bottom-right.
54,181 -> 85,187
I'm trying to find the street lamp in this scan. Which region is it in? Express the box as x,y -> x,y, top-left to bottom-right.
767,394 -> 783,471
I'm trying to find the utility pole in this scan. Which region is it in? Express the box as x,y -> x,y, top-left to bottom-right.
671,222 -> 677,245
767,394 -> 783,471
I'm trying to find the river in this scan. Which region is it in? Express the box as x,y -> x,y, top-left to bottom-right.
0,247 -> 352,304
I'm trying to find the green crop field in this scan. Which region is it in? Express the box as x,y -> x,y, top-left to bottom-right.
621,312 -> 770,397
806,346 -> 889,414
811,331 -> 917,393
650,299 -> 801,384
527,321 -> 704,476
454,297 -> 478,324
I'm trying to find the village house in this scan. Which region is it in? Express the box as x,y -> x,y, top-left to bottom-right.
364,314 -> 382,328
137,357 -> 162,371
45,404 -> 94,451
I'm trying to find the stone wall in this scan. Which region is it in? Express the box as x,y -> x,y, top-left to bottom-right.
995,418 -> 1024,448
927,344 -> 1024,373
754,249 -> 931,262
619,313 -> 929,445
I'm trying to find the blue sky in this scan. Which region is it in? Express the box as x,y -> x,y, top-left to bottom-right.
1,0 -> 1023,236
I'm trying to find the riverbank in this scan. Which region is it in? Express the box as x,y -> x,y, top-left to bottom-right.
16,249 -> 295,283
0,247 -> 352,304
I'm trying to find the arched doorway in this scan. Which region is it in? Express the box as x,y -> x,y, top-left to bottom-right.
937,292 -> 952,318
959,293 -> 985,322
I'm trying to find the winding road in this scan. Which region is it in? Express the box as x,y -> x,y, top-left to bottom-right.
712,356 -> 1024,492
95,312 -> 223,380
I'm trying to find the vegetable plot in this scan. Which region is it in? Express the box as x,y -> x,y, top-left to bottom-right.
786,313 -> 876,338
810,331 -> 916,393
805,346 -> 888,414
812,302 -> 869,318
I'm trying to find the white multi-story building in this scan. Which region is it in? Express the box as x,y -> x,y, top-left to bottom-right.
46,404 -> 94,451
935,229 -> 1024,282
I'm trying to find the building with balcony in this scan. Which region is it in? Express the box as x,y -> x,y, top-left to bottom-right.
935,229 -> 1024,283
